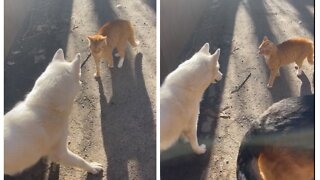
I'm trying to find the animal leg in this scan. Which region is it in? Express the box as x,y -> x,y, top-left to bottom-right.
105,50 -> 114,68
93,56 -> 100,77
184,127 -> 206,154
49,144 -> 103,174
116,41 -> 127,68
267,69 -> 278,88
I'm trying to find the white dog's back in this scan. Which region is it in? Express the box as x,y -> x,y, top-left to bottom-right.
160,43 -> 222,154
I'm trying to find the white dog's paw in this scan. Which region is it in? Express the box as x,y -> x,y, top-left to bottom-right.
194,144 -> 206,154
88,162 -> 103,174
115,53 -> 120,57
267,84 -> 272,88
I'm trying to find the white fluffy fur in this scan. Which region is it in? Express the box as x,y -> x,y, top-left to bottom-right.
4,49 -> 103,175
160,43 -> 223,154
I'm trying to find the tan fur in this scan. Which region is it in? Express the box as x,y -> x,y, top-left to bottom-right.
258,36 -> 314,88
258,147 -> 314,180
88,19 -> 139,77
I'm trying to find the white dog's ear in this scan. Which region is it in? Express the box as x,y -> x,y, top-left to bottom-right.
211,48 -> 220,62
71,53 -> 81,75
213,48 -> 220,57
199,43 -> 210,54
52,49 -> 65,62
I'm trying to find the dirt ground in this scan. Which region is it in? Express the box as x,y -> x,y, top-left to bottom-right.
4,0 -> 156,180
160,0 -> 314,179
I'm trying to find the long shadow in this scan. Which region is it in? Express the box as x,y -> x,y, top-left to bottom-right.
96,53 -> 156,180
4,0 -> 73,179
288,0 -> 314,35
245,0 -> 295,102
143,0 -> 156,12
160,0 -> 240,179
4,0 -> 73,112
92,0 -> 117,27
90,0 -> 118,56
243,0 -> 276,42
298,71 -> 313,96
90,1 -> 156,179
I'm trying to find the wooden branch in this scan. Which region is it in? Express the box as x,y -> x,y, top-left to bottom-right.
231,73 -> 252,94
81,53 -> 91,68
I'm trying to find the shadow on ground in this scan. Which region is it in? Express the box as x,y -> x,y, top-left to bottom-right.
92,0 -> 117,26
298,72 -> 313,96
143,0 -> 156,11
95,52 -> 156,180
288,0 -> 314,34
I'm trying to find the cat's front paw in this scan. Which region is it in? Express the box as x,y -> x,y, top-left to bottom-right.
194,144 -> 206,154
118,62 -> 124,68
267,84 -> 273,88
118,58 -> 124,68
94,73 -> 100,78
88,162 -> 103,174
108,64 -> 114,68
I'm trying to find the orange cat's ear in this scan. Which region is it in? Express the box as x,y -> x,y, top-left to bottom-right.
87,36 -> 93,46
101,36 -> 107,44
87,36 -> 95,41
263,36 -> 269,41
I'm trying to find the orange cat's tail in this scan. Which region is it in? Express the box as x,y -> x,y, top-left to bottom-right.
307,43 -> 314,65
128,23 -> 139,47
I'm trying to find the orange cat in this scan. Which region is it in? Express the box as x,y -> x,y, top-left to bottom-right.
88,19 -> 139,77
258,147 -> 314,180
258,36 -> 314,88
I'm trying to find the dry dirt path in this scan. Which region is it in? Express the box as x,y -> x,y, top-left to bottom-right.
160,0 -> 314,179
4,0 -> 156,179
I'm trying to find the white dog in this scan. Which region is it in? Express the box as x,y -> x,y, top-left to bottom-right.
4,49 -> 103,175
160,43 -> 223,154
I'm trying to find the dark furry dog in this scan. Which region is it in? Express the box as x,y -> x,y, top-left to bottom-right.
237,95 -> 314,180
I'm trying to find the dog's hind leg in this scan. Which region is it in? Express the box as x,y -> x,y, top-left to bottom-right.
184,127 -> 206,154
49,143 -> 103,174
